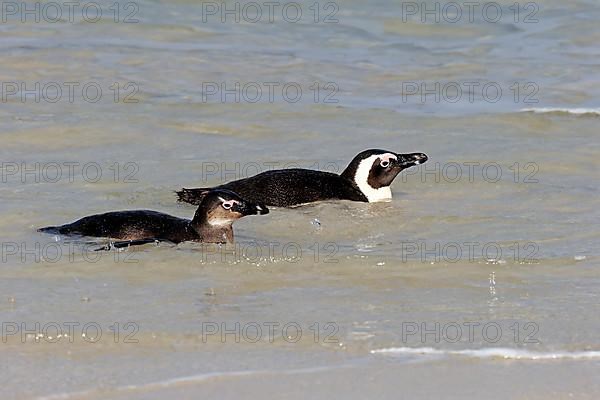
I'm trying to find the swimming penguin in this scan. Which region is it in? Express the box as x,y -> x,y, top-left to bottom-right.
177,149 -> 428,207
38,189 -> 269,247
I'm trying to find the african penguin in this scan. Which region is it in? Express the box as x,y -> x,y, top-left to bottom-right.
177,149 -> 428,207
38,189 -> 269,247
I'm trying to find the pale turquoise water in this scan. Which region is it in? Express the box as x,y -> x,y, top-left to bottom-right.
1,1 -> 599,398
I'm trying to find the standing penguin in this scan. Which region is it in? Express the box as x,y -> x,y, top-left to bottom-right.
177,149 -> 428,207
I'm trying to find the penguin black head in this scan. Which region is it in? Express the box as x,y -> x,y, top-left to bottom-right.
193,189 -> 269,226
341,149 -> 428,202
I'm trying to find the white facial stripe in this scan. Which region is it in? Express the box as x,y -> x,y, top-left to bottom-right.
354,154 -> 394,202
218,197 -> 240,204
379,153 -> 397,163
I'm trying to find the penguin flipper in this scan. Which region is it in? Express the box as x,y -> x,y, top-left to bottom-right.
175,188 -> 211,205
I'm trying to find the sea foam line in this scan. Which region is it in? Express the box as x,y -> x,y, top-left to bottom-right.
371,347 -> 600,360
520,107 -> 600,116
35,365 -> 346,400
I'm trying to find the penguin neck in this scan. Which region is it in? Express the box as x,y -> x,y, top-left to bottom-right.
190,209 -> 234,243
340,160 -> 359,182
340,159 -> 363,191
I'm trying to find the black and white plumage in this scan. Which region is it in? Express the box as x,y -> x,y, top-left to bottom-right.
177,149 -> 428,207
38,189 -> 269,246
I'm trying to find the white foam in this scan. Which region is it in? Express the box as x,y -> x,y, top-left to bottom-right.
35,371 -> 258,400
35,365 -> 345,400
520,107 -> 600,116
371,347 -> 600,360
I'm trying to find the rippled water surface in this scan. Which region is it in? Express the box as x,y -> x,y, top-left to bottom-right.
1,0 -> 599,398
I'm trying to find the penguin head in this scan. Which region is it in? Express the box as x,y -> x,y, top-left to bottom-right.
194,189 -> 269,226
341,149 -> 428,202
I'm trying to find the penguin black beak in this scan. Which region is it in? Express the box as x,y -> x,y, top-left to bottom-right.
395,152 -> 428,169
234,201 -> 270,216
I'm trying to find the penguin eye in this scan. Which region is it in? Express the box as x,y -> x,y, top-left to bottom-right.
380,160 -> 390,168
222,201 -> 234,210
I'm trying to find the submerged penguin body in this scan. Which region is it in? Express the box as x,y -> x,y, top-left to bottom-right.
38,190 -> 268,245
39,210 -> 198,243
178,168 -> 367,207
177,149 -> 428,207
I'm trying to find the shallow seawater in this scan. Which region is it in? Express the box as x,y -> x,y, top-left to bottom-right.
1,0 -> 599,398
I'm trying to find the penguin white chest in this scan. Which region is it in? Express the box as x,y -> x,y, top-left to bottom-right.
362,185 -> 392,202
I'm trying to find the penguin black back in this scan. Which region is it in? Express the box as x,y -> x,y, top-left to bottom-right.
177,149 -> 428,207
178,168 -> 367,207
39,190 -> 269,245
